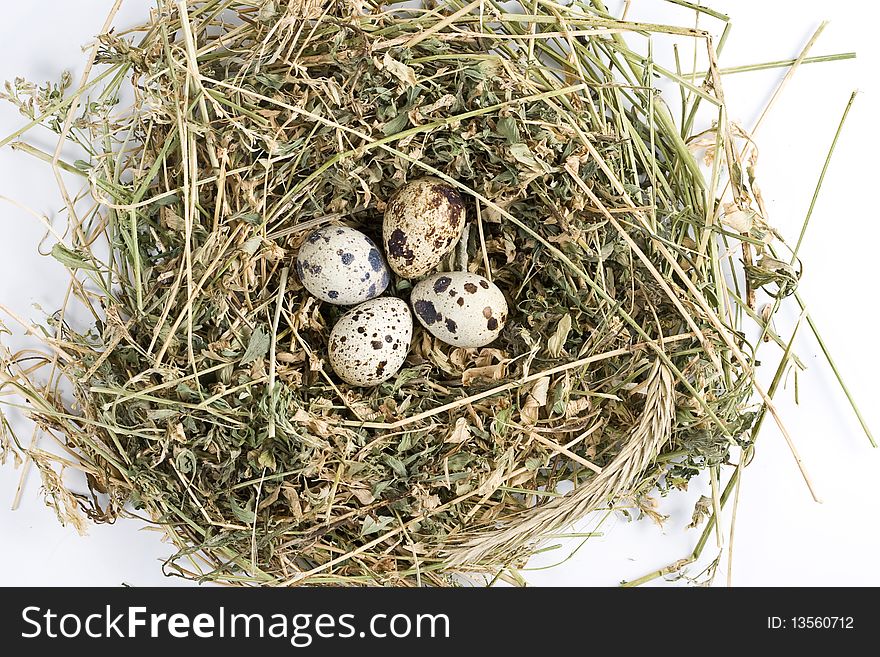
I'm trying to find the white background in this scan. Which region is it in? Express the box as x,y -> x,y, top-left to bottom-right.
1,1 -> 878,587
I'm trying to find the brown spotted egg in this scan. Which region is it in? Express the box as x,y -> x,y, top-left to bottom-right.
328,297 -> 413,387
296,226 -> 391,305
410,272 -> 508,348
382,177 -> 466,279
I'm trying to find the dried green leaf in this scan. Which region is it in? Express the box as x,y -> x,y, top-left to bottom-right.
240,326 -> 270,365
361,514 -> 394,536
50,243 -> 98,271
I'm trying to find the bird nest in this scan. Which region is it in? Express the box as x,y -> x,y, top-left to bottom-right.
0,0 -> 803,585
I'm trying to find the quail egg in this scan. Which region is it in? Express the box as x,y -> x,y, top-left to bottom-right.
382,177 -> 466,279
410,271 -> 508,348
328,297 -> 413,386
296,226 -> 391,305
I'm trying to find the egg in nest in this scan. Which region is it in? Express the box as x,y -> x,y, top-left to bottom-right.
410,271 -> 508,348
383,177 -> 466,279
296,226 -> 391,305
328,297 -> 413,387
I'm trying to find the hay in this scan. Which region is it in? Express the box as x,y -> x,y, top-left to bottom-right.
0,0 -> 846,585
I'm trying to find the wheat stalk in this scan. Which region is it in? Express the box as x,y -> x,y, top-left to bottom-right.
445,358 -> 675,567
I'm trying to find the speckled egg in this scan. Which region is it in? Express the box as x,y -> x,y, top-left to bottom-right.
328,297 -> 413,387
382,177 -> 466,279
410,272 -> 508,348
296,226 -> 391,305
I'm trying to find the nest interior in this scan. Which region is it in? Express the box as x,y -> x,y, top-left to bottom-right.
0,0 -> 793,586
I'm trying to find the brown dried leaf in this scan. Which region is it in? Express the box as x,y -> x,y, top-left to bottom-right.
379,52 -> 417,87
547,314 -> 572,358
721,207 -> 757,233
461,362 -> 506,386
281,484 -> 304,521
350,487 -> 376,505
521,376 -> 550,426
447,417 -> 470,443
688,495 -> 713,529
